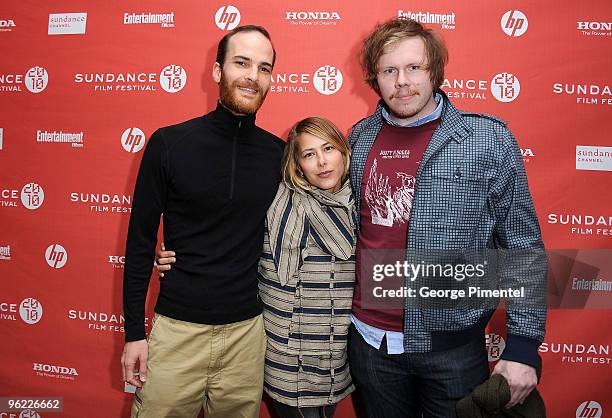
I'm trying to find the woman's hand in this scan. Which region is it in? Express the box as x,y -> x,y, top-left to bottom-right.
155,242 -> 176,278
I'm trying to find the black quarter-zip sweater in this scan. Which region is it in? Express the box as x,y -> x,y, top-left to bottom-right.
123,103 -> 285,342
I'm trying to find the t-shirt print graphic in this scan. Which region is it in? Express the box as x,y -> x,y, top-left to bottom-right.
365,158 -> 415,227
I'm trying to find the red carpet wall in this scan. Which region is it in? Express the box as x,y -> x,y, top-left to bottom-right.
1,1 -> 611,417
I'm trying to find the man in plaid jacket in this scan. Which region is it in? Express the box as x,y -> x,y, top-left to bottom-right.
348,18 -> 547,418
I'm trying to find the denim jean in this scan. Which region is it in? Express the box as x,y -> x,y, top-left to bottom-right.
348,324 -> 489,418
273,399 -> 337,418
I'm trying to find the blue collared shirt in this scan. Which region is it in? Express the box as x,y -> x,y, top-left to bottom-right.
351,93 -> 443,355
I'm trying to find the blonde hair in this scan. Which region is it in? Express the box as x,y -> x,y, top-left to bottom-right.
361,18 -> 449,95
282,117 -> 350,191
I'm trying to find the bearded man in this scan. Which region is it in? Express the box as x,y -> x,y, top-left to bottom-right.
121,25 -> 284,418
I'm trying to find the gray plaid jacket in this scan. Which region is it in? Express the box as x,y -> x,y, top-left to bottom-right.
349,91 -> 546,369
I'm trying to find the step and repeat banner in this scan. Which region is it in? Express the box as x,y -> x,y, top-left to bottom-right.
1,1 -> 610,417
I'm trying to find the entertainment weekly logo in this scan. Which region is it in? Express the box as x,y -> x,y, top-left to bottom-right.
553,82 -> 612,106
398,10 -> 456,30
442,72 -> 520,102
67,309 -> 151,334
215,5 -> 240,31
36,130 -> 84,149
123,12 -> 175,28
70,192 -> 132,214
547,213 -> 612,238
485,333 -> 506,362
0,66 -> 49,93
576,401 -> 603,418
48,13 -> 87,35
284,11 -> 341,26
270,65 -> 343,95
540,341 -> 611,367
0,19 -> 16,32
501,10 -> 528,37
0,182 -> 45,210
73,65 -> 187,93
0,244 -> 11,260
0,297 -> 44,324
576,146 -> 612,172
33,362 -> 78,381
577,21 -> 612,38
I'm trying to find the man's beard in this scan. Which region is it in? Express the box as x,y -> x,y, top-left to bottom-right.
219,74 -> 267,115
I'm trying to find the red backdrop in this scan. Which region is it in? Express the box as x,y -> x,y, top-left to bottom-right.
1,1 -> 611,417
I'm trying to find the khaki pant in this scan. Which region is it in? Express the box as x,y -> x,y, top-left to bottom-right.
131,313 -> 266,418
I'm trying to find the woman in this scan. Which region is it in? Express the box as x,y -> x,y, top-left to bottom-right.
156,117 -> 356,418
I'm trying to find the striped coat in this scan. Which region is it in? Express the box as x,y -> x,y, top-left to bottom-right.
258,182 -> 356,407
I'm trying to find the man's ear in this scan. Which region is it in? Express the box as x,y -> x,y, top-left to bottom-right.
212,62 -> 222,83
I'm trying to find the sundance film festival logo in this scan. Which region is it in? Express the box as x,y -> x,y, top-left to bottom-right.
485,333 -> 506,362
490,72 -> 520,102
576,401 -> 603,418
0,66 -> 48,93
271,65 -> 343,95
443,75 -> 520,102
159,64 -> 187,93
20,297 -> 43,325
67,309 -> 150,333
313,65 -> 343,95
577,21 -> 612,37
21,183 -> 45,210
501,10 -> 528,37
540,341 -> 611,366
74,65 -> 186,93
71,192 -> 132,214
1,183 -> 44,209
285,11 -> 341,26
121,128 -> 146,153
1,299 -> 18,321
553,82 -> 612,106
0,19 -> 16,32
45,244 -> 68,269
215,5 -> 240,31
547,213 -> 612,237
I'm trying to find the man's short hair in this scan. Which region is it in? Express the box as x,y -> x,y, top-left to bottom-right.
216,25 -> 276,68
361,18 -> 448,95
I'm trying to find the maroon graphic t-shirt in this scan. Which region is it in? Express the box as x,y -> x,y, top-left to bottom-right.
352,119 -> 439,331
